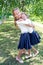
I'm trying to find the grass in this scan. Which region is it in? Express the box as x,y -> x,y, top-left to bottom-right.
0,21 -> 43,65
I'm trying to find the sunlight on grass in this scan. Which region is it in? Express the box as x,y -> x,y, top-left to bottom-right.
35,26 -> 43,33
0,38 -> 3,41
0,57 -> 9,63
8,49 -> 18,58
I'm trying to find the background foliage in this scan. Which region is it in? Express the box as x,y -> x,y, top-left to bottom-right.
0,0 -> 43,21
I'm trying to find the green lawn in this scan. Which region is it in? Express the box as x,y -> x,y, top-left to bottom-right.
0,22 -> 43,65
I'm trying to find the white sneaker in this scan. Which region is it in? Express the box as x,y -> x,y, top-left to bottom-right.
33,51 -> 39,57
25,54 -> 32,59
16,56 -> 24,63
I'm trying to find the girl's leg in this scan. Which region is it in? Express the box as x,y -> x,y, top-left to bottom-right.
25,49 -> 32,59
22,48 -> 26,54
16,49 -> 24,63
28,49 -> 31,55
32,46 -> 38,54
25,46 -> 38,55
17,49 -> 26,58
17,49 -> 23,59
31,46 -> 39,57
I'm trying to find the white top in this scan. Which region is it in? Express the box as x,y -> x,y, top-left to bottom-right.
25,19 -> 34,33
16,19 -> 34,33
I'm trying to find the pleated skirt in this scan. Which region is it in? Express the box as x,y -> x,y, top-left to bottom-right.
18,31 -> 41,49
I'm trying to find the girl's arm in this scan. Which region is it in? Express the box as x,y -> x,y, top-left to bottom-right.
25,19 -> 35,28
25,24 -> 35,28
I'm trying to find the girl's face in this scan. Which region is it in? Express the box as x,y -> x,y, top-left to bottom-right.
21,13 -> 27,20
13,9 -> 21,19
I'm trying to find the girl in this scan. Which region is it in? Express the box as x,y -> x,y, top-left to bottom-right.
17,12 -> 40,58
21,12 -> 41,58
13,8 -> 40,63
13,8 -> 32,63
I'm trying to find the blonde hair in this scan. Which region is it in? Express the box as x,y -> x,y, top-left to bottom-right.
13,8 -> 20,26
13,8 -> 20,21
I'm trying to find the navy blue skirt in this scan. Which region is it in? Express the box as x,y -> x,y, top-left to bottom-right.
18,33 -> 32,49
18,31 -> 41,50
29,31 -> 41,45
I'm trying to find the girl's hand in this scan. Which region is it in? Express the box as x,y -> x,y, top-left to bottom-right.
25,24 -> 35,28
18,19 -> 24,21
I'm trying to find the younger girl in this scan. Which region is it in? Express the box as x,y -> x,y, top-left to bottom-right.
21,12 -> 40,58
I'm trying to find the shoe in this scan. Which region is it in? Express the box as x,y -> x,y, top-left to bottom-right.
25,54 -> 32,59
33,51 -> 39,57
16,56 -> 24,63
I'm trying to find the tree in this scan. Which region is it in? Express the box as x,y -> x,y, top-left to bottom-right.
0,0 -> 43,21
